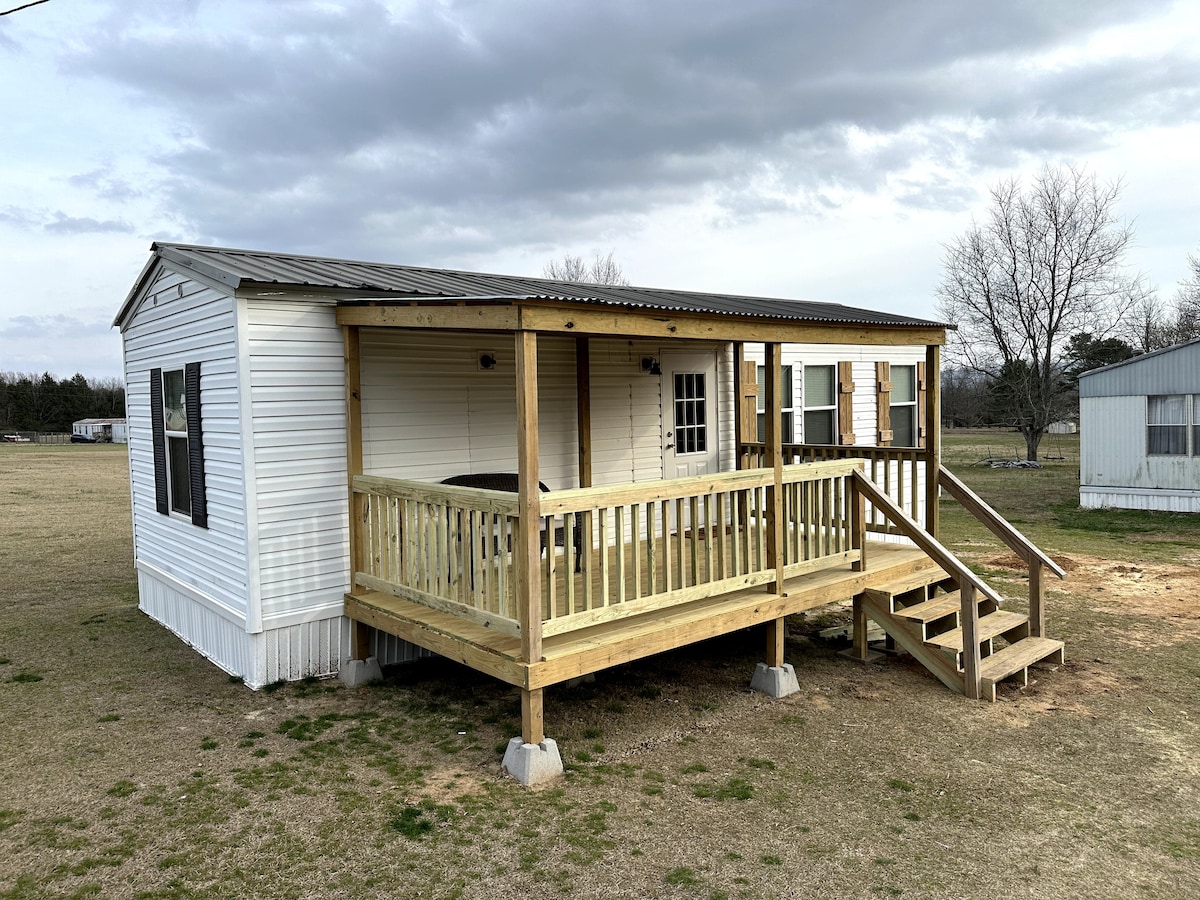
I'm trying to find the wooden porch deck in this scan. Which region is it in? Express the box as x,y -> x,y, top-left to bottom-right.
345,540 -> 941,691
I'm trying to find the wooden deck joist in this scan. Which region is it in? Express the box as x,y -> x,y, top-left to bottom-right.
343,541 -> 941,691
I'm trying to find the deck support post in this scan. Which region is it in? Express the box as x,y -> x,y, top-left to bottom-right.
502,688 -> 562,785
764,343 -> 785,595
750,342 -> 798,699
515,330 -> 544,666
340,324 -> 379,683
503,333 -> 562,786
839,594 -> 884,664
765,618 -> 785,669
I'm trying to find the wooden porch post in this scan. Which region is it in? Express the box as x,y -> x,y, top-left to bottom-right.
515,330 -> 545,743
344,324 -> 371,660
576,336 -> 592,489
960,582 -> 982,700
764,343 -> 786,668
924,344 -> 942,538
733,342 -> 746,470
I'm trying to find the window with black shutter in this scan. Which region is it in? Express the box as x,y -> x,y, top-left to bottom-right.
150,364 -> 208,528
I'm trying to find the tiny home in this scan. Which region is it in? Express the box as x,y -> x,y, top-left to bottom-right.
1079,339 -> 1200,512
73,418 -> 128,443
116,243 -> 1064,782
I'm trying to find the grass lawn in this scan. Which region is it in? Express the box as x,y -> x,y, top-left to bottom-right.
1,439 -> 1199,899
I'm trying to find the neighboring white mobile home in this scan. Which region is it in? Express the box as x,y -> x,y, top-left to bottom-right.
73,418 -> 128,443
116,243 -> 1064,781
1079,339 -> 1200,512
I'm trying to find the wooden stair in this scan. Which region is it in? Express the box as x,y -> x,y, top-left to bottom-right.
858,575 -> 1064,701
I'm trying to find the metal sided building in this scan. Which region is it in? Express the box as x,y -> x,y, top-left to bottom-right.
1079,339 -> 1200,512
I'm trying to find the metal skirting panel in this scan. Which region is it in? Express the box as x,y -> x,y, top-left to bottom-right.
138,568 -> 254,682
1080,486 -> 1200,513
139,569 -> 428,688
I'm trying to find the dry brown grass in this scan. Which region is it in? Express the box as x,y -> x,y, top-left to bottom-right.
2,443 -> 1199,899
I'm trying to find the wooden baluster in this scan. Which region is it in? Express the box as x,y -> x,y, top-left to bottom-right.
1029,559 -> 1045,638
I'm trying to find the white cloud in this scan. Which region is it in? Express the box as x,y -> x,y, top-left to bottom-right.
0,0 -> 1199,378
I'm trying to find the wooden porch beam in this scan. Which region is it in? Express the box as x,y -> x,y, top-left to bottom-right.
515,331 -> 544,666
335,302 -> 946,347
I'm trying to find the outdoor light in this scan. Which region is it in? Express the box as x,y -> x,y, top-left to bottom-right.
478,352 -> 497,371
641,356 -> 661,375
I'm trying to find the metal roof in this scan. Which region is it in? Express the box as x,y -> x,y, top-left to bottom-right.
116,241 -> 948,331
1079,338 -> 1200,398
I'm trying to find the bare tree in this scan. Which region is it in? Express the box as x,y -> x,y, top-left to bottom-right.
937,165 -> 1146,461
543,250 -> 629,285
1121,250 -> 1200,352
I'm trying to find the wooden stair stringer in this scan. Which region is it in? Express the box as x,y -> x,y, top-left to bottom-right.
859,591 -> 966,695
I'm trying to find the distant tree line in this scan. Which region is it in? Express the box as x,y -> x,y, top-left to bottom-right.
0,372 -> 126,433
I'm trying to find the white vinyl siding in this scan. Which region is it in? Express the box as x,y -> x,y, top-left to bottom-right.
122,268 -> 249,622
359,333 -> 729,488
245,300 -> 351,628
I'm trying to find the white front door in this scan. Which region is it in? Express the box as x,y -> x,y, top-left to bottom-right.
661,352 -> 720,479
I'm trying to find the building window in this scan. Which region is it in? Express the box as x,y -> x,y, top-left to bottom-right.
150,363 -> 208,528
803,364 -> 836,445
756,365 -> 795,442
890,365 -> 917,447
162,369 -> 191,515
1147,394 -> 1187,455
1195,396 -> 1200,456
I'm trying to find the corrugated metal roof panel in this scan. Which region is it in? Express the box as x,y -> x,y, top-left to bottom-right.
1079,338 -> 1200,397
116,242 -> 949,330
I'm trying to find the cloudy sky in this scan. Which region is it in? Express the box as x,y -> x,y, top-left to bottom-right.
3,0 -> 1199,379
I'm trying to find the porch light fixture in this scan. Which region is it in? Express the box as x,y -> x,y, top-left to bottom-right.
641,356 -> 661,376
478,352 -> 497,371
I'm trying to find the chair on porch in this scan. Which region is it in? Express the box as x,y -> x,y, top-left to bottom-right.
440,473 -> 583,572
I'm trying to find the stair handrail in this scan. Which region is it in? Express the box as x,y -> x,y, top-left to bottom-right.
850,470 -> 1003,608
936,466 -> 1066,578
851,469 -> 995,700
936,464 -> 1064,639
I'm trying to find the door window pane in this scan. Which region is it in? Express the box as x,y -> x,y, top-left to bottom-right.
674,373 -> 707,454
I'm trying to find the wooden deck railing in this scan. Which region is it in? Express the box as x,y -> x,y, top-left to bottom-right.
740,442 -> 929,534
937,466 -> 1066,639
351,460 -> 864,645
352,475 -> 523,637
537,460 -> 862,636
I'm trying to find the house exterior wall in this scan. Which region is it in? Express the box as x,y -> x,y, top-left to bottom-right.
359,331 -> 731,486
122,276 -> 426,688
121,267 -> 253,663
742,342 -> 929,531
1079,394 -> 1200,511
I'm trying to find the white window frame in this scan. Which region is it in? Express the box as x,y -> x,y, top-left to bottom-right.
162,368 -> 192,516
802,364 -> 836,445
890,365 -> 918,447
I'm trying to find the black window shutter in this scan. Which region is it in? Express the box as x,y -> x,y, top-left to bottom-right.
149,368 -> 169,515
185,362 -> 208,528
